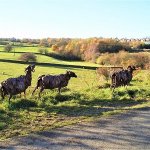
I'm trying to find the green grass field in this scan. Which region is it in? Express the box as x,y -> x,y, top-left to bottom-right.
0,46 -> 100,67
0,46 -> 150,140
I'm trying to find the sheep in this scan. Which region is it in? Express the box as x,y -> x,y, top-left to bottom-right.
124,65 -> 136,85
111,70 -> 124,88
32,70 -> 77,97
118,66 -> 136,86
0,64 -> 35,103
111,66 -> 136,89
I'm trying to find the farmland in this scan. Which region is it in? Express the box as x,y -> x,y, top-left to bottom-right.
0,45 -> 150,140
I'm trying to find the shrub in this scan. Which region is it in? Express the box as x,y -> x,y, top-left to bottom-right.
96,68 -> 110,82
96,51 -> 150,69
4,44 -> 13,52
48,52 -> 81,61
96,53 -> 113,65
133,52 -> 150,69
19,53 -> 37,62
38,48 -> 48,55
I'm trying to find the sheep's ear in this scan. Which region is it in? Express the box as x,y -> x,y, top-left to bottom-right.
25,67 -> 28,72
25,66 -> 29,70
127,66 -> 131,69
132,66 -> 136,70
66,70 -> 70,73
31,64 -> 35,69
25,65 -> 30,72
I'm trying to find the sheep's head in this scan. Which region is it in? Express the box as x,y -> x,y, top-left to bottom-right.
25,64 -> 35,73
127,65 -> 136,72
66,71 -> 77,78
131,66 -> 136,70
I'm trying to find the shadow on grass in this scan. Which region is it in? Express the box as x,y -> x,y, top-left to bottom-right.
9,99 -> 37,110
0,58 -> 97,70
0,91 -> 148,140
5,91 -> 146,118
0,108 -> 21,131
41,92 -> 147,117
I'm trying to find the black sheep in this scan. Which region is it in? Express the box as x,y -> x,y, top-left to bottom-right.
32,70 -> 77,97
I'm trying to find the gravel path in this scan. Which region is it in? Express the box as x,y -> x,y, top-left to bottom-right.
0,107 -> 150,150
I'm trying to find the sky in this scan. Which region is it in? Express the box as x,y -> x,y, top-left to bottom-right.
0,0 -> 150,39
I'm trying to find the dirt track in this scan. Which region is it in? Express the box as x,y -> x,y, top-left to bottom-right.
0,107 -> 150,150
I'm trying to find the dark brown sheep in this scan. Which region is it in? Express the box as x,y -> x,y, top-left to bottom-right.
111,66 -> 136,89
0,64 -> 35,103
125,66 -> 136,85
111,70 -> 124,88
32,70 -> 77,97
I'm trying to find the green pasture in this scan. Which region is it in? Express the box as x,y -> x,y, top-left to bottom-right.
0,46 -> 150,140
0,46 -> 100,67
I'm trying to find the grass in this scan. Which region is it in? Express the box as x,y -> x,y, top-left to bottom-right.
0,46 -> 150,140
0,46 -> 100,67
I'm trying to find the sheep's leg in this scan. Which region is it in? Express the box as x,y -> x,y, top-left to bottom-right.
0,87 -> 5,100
58,87 -> 61,94
32,86 -> 38,96
8,94 -> 12,104
0,91 -> 4,100
125,85 -> 128,90
39,87 -> 44,98
19,93 -> 22,98
32,79 -> 42,96
112,87 -> 115,93
24,90 -> 26,99
2,92 -> 7,100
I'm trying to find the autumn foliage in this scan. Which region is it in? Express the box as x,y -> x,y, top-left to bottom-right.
97,51 -> 150,69
52,38 -> 131,62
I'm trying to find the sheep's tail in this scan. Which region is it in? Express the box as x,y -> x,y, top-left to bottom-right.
32,75 -> 45,95
37,75 -> 45,87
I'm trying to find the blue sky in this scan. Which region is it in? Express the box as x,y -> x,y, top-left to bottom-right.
0,0 -> 150,39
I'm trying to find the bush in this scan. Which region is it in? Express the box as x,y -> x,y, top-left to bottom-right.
19,53 -> 37,62
38,48 -> 48,55
96,51 -> 150,69
133,52 -> 150,69
4,44 -> 13,52
96,68 -> 110,82
48,52 -> 81,61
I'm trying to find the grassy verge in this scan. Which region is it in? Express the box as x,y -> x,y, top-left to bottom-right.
0,86 -> 149,140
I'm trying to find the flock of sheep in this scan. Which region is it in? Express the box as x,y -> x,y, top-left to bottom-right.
0,64 -> 77,103
0,64 -> 136,103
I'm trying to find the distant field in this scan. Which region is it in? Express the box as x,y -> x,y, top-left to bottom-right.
0,45 -> 150,140
0,46 -> 100,67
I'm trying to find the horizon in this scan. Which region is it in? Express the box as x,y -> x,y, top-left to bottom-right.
0,0 -> 150,39
1,36 -> 150,40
